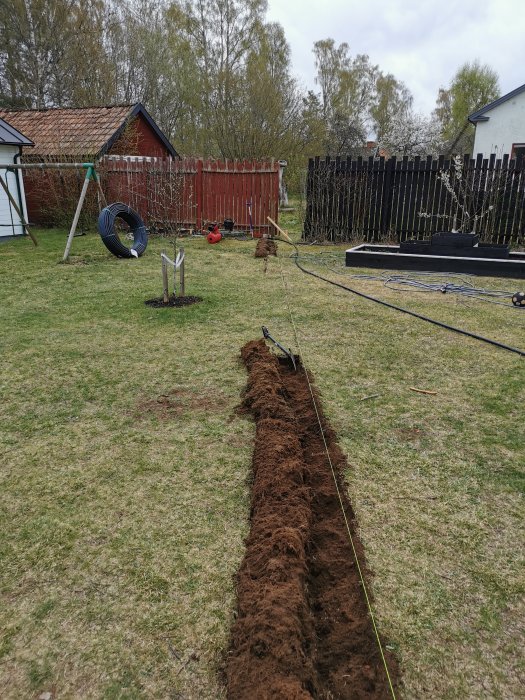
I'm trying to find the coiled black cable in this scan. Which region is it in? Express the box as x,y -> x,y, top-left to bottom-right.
98,203 -> 148,258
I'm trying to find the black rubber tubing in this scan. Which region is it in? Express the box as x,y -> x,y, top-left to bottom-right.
98,202 -> 148,258
282,240 -> 525,358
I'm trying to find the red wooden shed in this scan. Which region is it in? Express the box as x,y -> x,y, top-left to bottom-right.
0,103 -> 178,224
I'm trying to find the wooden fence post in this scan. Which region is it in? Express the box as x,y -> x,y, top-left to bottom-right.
381,156 -> 396,237
195,160 -> 203,231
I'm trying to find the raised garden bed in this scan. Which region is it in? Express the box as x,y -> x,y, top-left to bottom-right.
346,244 -> 525,278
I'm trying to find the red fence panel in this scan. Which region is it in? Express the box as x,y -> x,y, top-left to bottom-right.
198,159 -> 279,231
100,156 -> 279,233
18,155 -> 279,231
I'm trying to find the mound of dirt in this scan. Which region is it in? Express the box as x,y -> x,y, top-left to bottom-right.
225,340 -> 397,699
144,295 -> 202,308
254,239 -> 277,258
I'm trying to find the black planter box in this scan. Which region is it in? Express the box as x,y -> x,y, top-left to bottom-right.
399,231 -> 510,260
345,244 -> 525,279
399,240 -> 431,254
431,231 -> 479,247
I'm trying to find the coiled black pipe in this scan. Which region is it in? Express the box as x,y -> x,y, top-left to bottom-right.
281,239 -> 525,358
98,203 -> 148,258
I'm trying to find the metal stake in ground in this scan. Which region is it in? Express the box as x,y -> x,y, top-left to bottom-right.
261,326 -> 296,370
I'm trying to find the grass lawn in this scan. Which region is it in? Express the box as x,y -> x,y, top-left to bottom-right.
1,220 -> 523,699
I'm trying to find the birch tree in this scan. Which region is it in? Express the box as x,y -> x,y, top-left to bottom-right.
434,60 -> 500,153
312,38 -> 413,156
0,0 -> 111,108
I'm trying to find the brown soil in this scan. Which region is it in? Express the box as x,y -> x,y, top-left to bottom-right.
144,295 -> 202,308
395,426 -> 425,442
225,340 -> 398,699
135,388 -> 229,420
255,239 -> 277,258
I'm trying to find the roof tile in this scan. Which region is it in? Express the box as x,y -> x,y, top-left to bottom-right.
0,105 -> 134,159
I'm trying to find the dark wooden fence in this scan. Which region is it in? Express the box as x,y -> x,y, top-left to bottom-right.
304,154 -> 525,246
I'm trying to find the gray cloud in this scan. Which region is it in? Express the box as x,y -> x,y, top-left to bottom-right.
266,0 -> 524,114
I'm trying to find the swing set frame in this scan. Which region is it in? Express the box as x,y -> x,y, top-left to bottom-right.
0,161 -> 107,261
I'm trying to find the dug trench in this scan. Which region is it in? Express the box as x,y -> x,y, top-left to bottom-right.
225,340 -> 398,699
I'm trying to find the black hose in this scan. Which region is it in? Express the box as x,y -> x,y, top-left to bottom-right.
98,203 -> 148,258
281,239 -> 525,358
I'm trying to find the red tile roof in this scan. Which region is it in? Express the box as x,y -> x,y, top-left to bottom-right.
0,105 -> 135,159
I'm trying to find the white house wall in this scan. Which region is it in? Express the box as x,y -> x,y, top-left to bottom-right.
473,90 -> 525,158
0,145 -> 27,237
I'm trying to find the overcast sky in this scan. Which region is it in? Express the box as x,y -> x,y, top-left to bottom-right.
266,0 -> 524,115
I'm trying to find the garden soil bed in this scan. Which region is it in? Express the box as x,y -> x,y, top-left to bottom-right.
144,295 -> 202,308
225,340 -> 397,699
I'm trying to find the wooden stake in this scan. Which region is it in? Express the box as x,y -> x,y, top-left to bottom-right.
409,387 -> 437,395
173,241 -> 177,297
162,252 -> 169,303
267,216 -> 291,242
0,172 -> 38,246
180,247 -> 185,297
63,173 -> 90,261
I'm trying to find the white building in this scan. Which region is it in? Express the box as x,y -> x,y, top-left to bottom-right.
0,117 -> 33,238
468,84 -> 525,163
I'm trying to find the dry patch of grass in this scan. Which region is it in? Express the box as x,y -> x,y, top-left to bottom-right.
1,224 -> 524,698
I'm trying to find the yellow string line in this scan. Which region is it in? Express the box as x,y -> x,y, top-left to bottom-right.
275,251 -> 398,700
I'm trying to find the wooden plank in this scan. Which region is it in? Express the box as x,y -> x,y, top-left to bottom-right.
405,155 -> 420,237
179,247 -> 185,297
504,161 -> 519,244
380,157 -> 394,239
195,159 -> 203,230
397,156 -> 409,240
337,158 -> 347,240
514,169 -> 525,247
304,158 -> 314,238
375,155 -> 384,238
162,252 -> 169,303
419,155 -> 433,238
410,156 -> 423,238
63,173 -> 90,261
343,156 -> 352,240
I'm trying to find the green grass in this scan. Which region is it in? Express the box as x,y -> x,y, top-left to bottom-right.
1,221 -> 524,698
